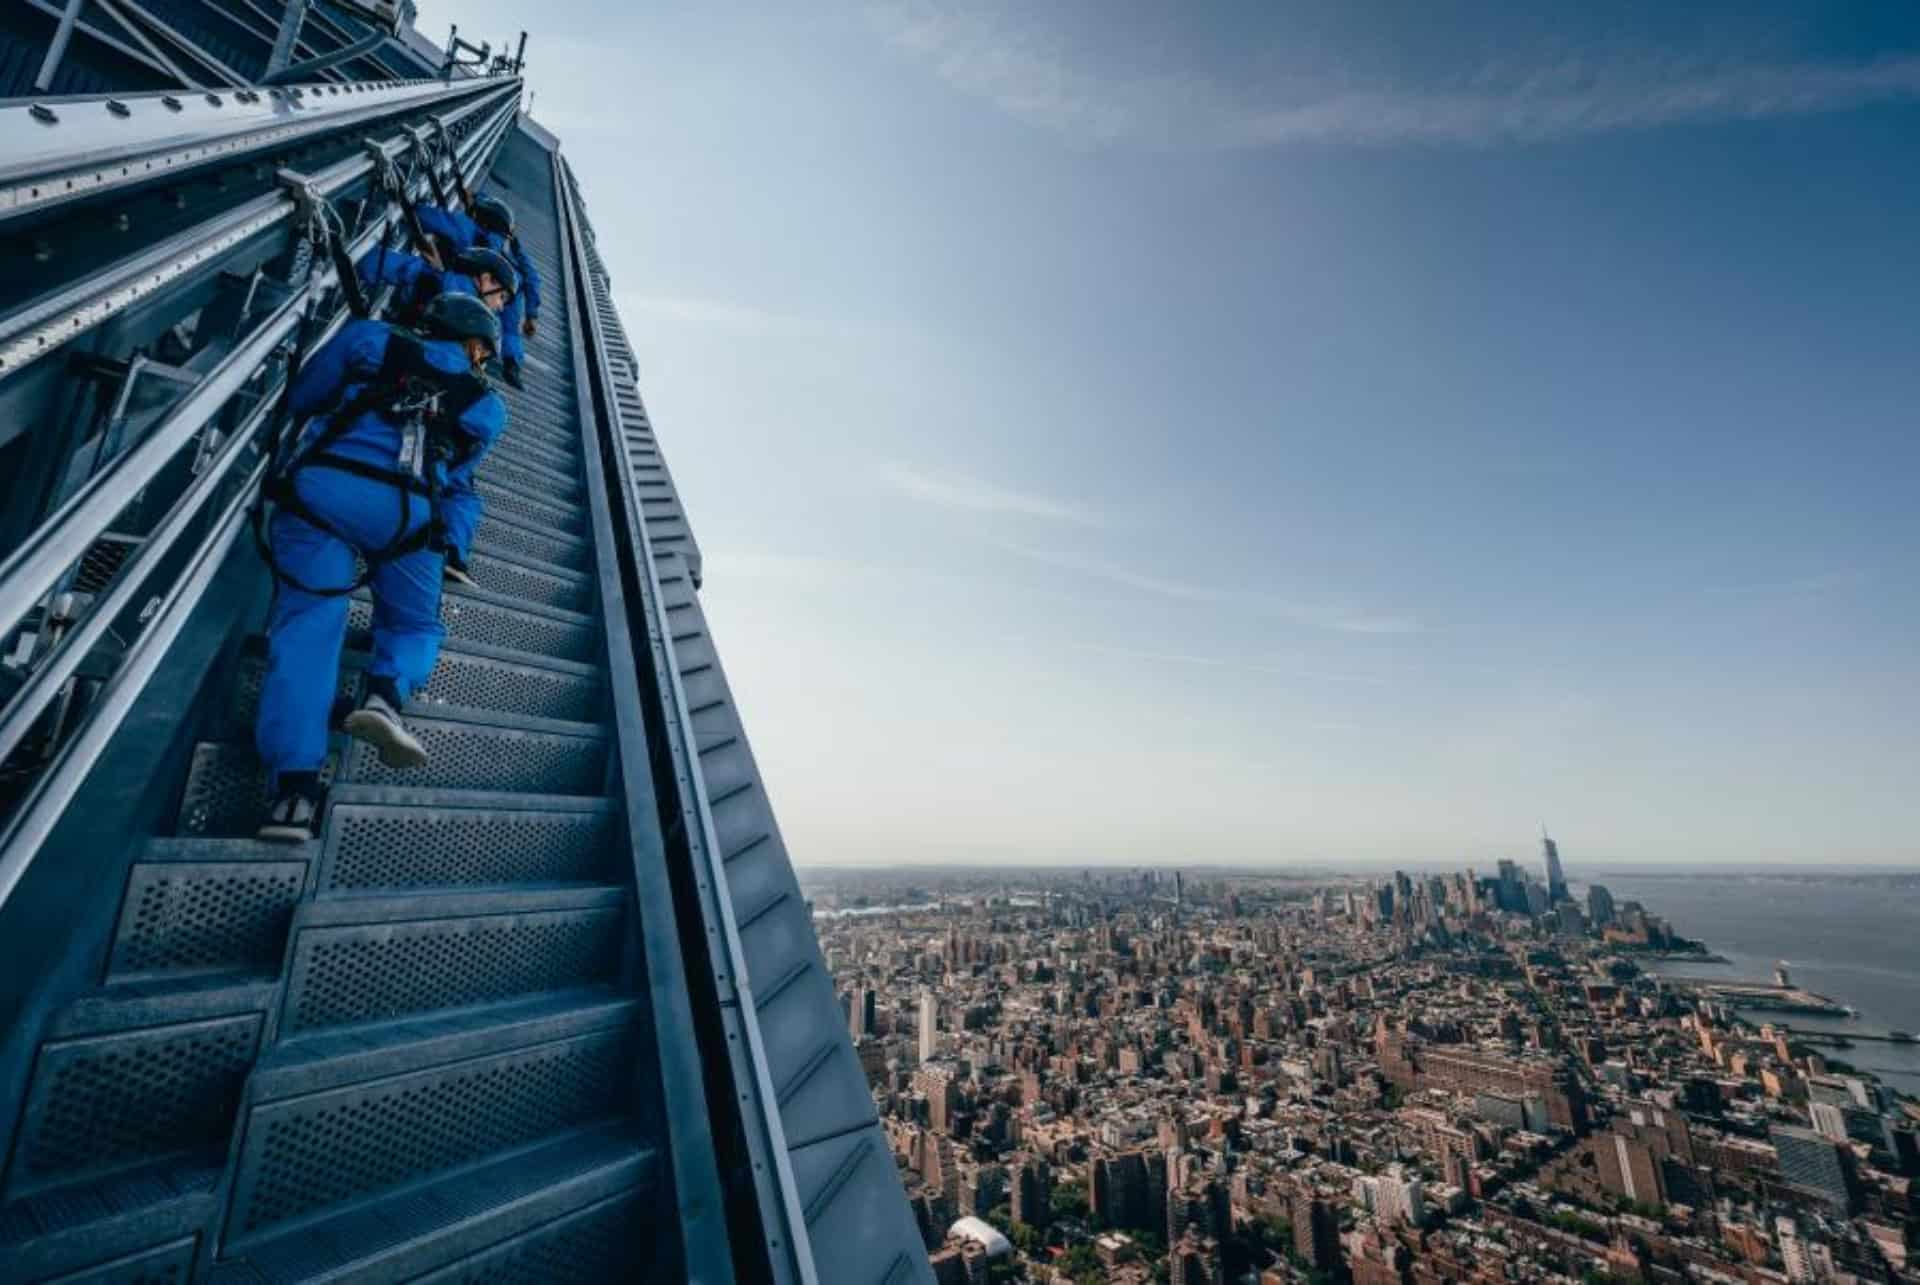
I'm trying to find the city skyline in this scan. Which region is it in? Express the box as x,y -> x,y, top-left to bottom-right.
424,0 -> 1920,867
814,856 -> 1920,1281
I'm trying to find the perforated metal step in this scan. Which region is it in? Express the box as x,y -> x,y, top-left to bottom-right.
338,709 -> 609,794
488,433 -> 579,482
203,1125 -> 654,1285
222,1007 -> 637,1248
469,510 -> 591,574
226,643 -> 600,740
180,707 -> 609,837
348,584 -> 599,662
107,839 -> 314,984
315,787 -> 619,893
0,1163 -> 216,1285
460,549 -> 594,615
2,984 -> 269,1202
476,452 -> 581,506
275,885 -> 626,1036
471,477 -> 582,534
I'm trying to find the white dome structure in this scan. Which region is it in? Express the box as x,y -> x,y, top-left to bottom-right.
948,1216 -> 1013,1259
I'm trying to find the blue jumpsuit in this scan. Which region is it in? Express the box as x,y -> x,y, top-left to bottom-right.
255,320 -> 506,782
355,250 -> 498,565
417,204 -> 542,366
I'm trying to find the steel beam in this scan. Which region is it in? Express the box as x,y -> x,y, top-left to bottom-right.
262,26 -> 385,84
262,0 -> 305,77
32,0 -> 89,91
98,0 -> 249,86
0,77 -> 505,221
19,0 -> 182,85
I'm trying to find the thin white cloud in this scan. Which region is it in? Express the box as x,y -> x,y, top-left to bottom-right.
1009,547 -> 1422,635
878,463 -> 1100,526
869,3 -> 1920,149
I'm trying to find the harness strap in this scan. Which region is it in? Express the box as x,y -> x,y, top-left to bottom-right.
300,451 -> 434,495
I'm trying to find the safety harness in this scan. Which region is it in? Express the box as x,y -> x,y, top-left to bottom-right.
254,332 -> 490,598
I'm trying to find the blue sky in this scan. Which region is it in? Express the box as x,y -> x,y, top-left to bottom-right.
420,1 -> 1920,867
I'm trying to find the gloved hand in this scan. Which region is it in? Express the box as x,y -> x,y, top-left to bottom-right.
522,316 -> 538,338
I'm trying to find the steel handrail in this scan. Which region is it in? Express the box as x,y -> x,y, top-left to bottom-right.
0,77 -> 519,377
0,458 -> 262,894
557,160 -> 817,1285
0,76 -> 507,222
0,89 -> 518,909
0,87 -> 516,638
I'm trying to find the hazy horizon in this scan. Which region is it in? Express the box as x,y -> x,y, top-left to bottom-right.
426,1 -> 1920,868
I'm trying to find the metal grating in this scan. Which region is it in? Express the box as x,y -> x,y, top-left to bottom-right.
476,456 -> 580,505
109,861 -> 307,979
321,803 -> 615,891
489,435 -> 579,480
472,483 -> 581,535
8,1016 -> 261,1199
416,1189 -> 646,1283
349,593 -> 597,661
228,1029 -> 629,1239
472,518 -> 589,572
281,907 -> 623,1032
459,554 -> 593,614
341,719 -> 607,794
42,1236 -> 197,1284
177,744 -> 336,837
415,651 -> 601,722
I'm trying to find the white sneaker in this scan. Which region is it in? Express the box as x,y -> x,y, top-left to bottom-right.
342,692 -> 428,769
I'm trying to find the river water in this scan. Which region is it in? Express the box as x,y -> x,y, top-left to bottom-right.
1591,871 -> 1920,1087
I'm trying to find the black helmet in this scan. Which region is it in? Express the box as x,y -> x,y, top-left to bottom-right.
470,195 -> 514,237
450,247 -> 519,303
420,291 -> 501,357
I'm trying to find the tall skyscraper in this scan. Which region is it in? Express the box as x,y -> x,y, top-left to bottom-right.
1293,1191 -> 1342,1272
1772,1125 -> 1861,1213
918,992 -> 938,1062
848,985 -> 877,1038
1542,829 -> 1569,903
1587,883 -> 1616,928
1009,1154 -> 1051,1229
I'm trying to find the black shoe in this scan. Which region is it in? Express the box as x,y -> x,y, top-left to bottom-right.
258,773 -> 325,843
443,553 -> 477,588
342,683 -> 428,769
501,359 -> 524,390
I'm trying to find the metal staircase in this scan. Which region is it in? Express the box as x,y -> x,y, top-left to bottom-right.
0,16 -> 930,1283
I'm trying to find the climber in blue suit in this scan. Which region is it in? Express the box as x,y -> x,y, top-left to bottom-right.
358,244 -> 519,588
418,195 -> 542,387
254,294 -> 507,842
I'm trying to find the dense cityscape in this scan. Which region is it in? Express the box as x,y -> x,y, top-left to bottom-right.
807,840 -> 1918,1285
